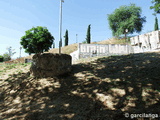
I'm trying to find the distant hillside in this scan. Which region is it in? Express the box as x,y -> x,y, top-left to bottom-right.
48,43 -> 78,55
93,37 -> 128,45
48,38 -> 128,55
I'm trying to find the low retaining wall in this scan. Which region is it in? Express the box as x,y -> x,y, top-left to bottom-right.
70,43 -> 133,60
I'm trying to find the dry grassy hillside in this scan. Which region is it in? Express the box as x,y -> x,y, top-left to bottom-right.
92,38 -> 128,45
48,43 -> 78,55
48,38 -> 127,55
0,51 -> 160,120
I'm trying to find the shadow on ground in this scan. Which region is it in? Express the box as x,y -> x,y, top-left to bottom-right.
0,52 -> 160,120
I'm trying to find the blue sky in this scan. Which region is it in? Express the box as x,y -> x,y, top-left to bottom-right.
0,0 -> 156,58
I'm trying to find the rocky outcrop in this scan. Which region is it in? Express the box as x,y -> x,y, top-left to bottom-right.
30,53 -> 72,78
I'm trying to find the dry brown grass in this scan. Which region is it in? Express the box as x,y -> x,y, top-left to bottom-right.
48,38 -> 127,55
0,51 -> 160,120
92,38 -> 128,45
48,43 -> 78,55
0,63 -> 31,80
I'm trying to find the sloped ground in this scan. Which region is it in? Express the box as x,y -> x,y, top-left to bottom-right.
48,44 -> 78,55
92,38 -> 128,45
48,38 -> 127,55
0,52 -> 160,120
0,63 -> 30,80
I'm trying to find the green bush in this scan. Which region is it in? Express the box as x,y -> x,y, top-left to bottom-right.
0,55 -> 4,62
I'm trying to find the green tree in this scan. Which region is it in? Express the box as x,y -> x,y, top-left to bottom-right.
108,4 -> 146,37
86,24 -> 91,44
20,26 -> 54,54
64,29 -> 69,46
154,16 -> 159,30
150,0 -> 160,14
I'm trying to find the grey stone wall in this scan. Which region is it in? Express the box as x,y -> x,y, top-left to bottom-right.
30,53 -> 72,78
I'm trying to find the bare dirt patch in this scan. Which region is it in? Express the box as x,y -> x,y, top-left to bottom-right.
0,52 -> 160,120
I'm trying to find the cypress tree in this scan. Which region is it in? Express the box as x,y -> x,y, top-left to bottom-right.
86,24 -> 91,44
154,16 -> 159,31
64,29 -> 69,46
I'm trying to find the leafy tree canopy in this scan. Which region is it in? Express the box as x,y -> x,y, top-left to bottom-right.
150,0 -> 160,14
108,4 -> 146,37
20,26 -> 54,54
